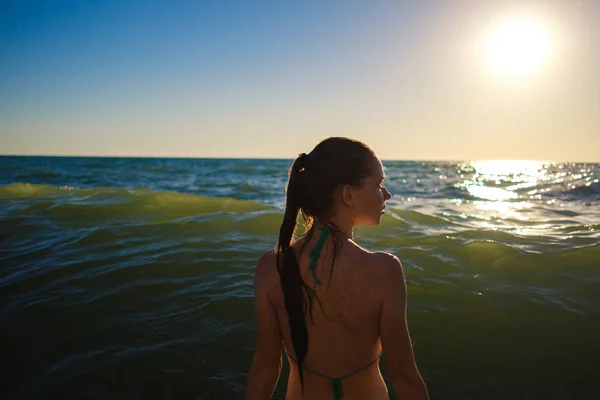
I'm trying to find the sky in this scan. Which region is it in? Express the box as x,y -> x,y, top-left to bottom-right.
1,0 -> 599,161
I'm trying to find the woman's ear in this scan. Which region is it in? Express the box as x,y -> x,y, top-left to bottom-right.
340,184 -> 355,209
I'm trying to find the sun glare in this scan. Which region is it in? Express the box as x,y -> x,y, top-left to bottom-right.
484,19 -> 552,76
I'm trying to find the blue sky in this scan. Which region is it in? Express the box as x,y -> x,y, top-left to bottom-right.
1,0 -> 599,161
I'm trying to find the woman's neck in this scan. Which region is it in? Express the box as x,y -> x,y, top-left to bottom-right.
312,220 -> 353,240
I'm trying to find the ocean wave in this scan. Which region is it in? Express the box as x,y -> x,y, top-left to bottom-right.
391,209 -> 457,226
233,183 -> 265,194
560,181 -> 600,201
0,183 -> 272,222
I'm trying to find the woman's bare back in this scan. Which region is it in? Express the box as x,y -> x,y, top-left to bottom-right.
267,234 -> 392,399
246,140 -> 427,400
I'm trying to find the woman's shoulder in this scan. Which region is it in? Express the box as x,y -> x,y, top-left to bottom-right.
348,243 -> 402,266
258,247 -> 277,261
254,249 -> 278,282
370,250 -> 402,265
368,251 -> 403,274
368,251 -> 405,288
343,244 -> 404,279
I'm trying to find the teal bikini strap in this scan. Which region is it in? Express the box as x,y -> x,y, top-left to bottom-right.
328,351 -> 383,400
285,350 -> 383,400
308,226 -> 330,295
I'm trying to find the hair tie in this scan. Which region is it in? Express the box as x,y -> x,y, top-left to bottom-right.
298,153 -> 309,173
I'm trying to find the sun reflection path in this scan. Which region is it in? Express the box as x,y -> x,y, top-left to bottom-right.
456,160 -> 549,231
464,160 -> 548,200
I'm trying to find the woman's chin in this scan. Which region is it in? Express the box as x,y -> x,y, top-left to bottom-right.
370,215 -> 384,226
355,212 -> 385,226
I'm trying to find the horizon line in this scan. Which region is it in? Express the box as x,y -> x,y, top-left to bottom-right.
1,153 -> 598,164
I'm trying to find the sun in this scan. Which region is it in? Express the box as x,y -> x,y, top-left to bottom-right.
484,19 -> 552,76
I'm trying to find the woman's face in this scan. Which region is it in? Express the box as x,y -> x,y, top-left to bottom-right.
353,158 -> 391,226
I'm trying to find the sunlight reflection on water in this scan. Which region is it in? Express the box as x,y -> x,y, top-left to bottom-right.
457,161 -> 554,234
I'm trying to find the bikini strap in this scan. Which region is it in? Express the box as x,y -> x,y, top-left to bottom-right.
308,225 -> 330,294
326,352 -> 383,400
284,350 -> 383,400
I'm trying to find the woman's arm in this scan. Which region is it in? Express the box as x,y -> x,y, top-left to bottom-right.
246,251 -> 283,400
378,253 -> 430,400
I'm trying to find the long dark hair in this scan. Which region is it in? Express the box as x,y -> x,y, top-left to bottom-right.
277,137 -> 376,386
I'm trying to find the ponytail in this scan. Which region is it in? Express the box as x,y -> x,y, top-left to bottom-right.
277,155 -> 312,387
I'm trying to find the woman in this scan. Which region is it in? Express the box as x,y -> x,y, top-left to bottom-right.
246,138 -> 429,400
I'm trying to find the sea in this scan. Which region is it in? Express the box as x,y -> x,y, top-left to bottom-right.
1,156 -> 599,400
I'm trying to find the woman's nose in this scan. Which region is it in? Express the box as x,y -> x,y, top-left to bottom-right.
384,188 -> 392,200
